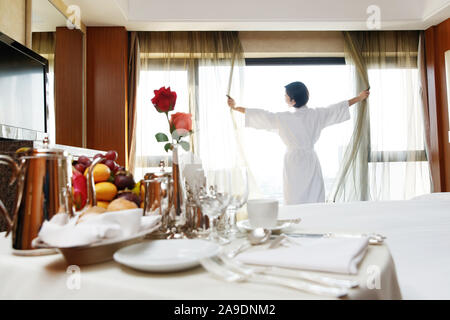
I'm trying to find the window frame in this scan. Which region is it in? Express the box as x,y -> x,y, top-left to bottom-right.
136,57 -> 428,175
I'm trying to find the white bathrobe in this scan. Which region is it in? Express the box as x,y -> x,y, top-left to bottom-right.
245,101 -> 350,205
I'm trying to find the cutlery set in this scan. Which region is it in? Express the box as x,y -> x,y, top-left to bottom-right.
200,229 -> 387,297
200,254 -> 351,298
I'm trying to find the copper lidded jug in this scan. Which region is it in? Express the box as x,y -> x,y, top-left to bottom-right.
0,142 -> 73,253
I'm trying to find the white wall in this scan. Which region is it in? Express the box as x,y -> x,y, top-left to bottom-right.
0,0 -> 26,44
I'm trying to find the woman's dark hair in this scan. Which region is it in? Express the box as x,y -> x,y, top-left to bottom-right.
285,82 -> 309,108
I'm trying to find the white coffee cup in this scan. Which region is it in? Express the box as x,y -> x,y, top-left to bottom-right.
247,199 -> 279,229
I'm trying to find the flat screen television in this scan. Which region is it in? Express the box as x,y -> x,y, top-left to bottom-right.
0,32 -> 48,141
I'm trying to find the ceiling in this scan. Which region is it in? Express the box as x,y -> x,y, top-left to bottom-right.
63,0 -> 450,31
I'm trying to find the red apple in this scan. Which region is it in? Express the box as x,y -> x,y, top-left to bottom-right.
77,156 -> 91,166
105,150 -> 118,161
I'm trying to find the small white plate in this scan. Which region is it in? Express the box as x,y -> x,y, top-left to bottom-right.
237,219 -> 298,232
113,239 -> 220,272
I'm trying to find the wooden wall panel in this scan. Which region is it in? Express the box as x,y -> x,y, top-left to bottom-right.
86,27 -> 128,166
54,27 -> 83,147
425,18 -> 450,191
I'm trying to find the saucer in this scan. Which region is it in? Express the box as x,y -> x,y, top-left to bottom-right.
236,219 -> 298,233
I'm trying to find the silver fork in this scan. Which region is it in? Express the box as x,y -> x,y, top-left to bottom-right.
200,257 -> 348,298
218,254 -> 358,289
226,241 -> 252,258
224,237 -> 358,289
225,235 -> 298,259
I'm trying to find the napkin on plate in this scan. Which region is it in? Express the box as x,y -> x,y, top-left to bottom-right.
236,236 -> 369,274
33,209 -> 161,248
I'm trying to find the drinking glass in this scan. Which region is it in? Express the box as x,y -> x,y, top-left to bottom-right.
192,169 -> 232,244
225,167 -> 249,239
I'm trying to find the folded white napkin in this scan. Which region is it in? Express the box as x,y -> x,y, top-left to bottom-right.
33,209 -> 161,248
236,236 -> 369,274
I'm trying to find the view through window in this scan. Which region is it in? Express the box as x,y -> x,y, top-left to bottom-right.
241,62 -> 354,201
135,59 -> 430,201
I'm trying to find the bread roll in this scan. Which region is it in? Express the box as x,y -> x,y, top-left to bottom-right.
77,205 -> 106,223
107,198 -> 138,212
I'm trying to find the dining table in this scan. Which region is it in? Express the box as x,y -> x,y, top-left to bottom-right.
0,199 -> 415,300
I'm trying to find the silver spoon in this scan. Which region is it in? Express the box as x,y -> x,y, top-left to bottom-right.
226,228 -> 271,258
248,228 -> 272,245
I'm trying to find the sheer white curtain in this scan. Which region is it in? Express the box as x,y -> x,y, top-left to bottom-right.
331,31 -> 430,202
133,32 -> 259,199
197,60 -> 245,170
368,67 -> 430,200
134,59 -> 190,179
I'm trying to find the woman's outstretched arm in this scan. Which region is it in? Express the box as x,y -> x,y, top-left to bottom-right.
227,96 -> 246,113
348,90 -> 370,106
227,95 -> 280,131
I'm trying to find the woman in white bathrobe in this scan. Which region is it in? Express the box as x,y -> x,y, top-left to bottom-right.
227,81 -> 370,205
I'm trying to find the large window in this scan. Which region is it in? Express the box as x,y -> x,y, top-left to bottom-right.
367,67 -> 430,199
241,59 -> 354,201
135,64 -> 190,179
135,58 -> 430,201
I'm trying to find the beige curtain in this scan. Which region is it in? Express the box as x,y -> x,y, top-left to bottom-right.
418,31 -> 435,192
330,32 -> 371,201
127,32 -> 140,173
133,32 -> 259,197
32,32 -> 55,55
331,31 -> 429,201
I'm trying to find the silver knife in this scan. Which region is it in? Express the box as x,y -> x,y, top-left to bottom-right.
282,232 -> 385,245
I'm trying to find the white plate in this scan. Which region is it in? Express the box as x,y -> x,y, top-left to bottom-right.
237,219 -> 297,232
113,239 -> 220,272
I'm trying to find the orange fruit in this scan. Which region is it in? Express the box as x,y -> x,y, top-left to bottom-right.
84,163 -> 111,183
95,182 -> 118,201
97,201 -> 110,209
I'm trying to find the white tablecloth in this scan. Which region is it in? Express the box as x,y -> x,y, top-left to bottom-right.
23,196 -> 450,299
0,231 -> 400,300
279,199 -> 450,299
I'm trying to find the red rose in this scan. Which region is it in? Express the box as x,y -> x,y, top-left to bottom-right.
151,87 -> 177,113
170,112 -> 192,132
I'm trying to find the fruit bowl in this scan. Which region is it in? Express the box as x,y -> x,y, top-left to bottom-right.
34,222 -> 161,265
72,150 -> 140,212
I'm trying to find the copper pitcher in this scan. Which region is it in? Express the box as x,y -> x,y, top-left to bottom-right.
142,161 -> 175,230
0,145 -> 73,252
